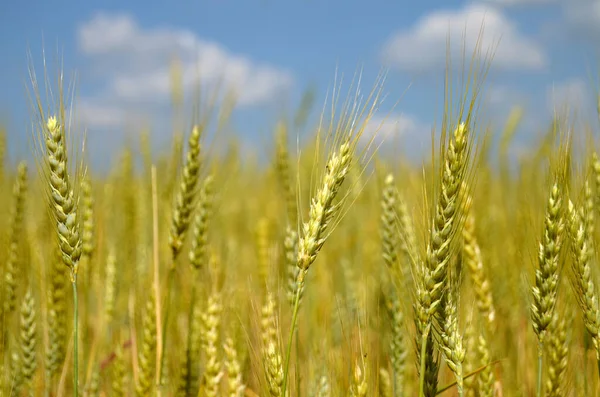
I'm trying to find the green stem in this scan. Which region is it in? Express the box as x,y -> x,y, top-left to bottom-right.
584,331 -> 590,393
457,366 -> 463,397
418,325 -> 429,397
184,282 -> 197,395
157,265 -> 176,387
536,340 -> 543,397
295,333 -> 300,397
72,274 -> 79,397
282,270 -> 305,396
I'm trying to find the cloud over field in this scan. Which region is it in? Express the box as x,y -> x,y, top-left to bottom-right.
381,4 -> 546,72
364,113 -> 430,142
76,13 -> 293,130
361,113 -> 433,160
478,0 -> 600,40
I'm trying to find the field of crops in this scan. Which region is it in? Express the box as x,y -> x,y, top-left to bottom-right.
0,47 -> 599,397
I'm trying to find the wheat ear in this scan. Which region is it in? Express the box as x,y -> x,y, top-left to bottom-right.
3,162 -> 28,317
531,182 -> 564,397
567,199 -> 600,366
350,360 -> 368,397
415,122 -> 473,397
159,125 -> 203,386
43,116 -> 83,396
545,312 -> 568,397
224,336 -> 245,397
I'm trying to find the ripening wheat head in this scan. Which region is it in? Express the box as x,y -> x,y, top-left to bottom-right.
296,70 -> 387,273
27,53 -> 85,279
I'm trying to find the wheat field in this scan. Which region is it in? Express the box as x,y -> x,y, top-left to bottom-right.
0,46 -> 598,397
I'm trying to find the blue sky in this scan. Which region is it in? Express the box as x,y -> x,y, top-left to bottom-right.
1,0 -> 599,170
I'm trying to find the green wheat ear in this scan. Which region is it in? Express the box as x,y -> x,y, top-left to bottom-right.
28,51 -> 87,396
282,72 -> 386,395
43,116 -> 83,276
224,336 -> 246,397
3,161 -> 28,316
531,182 -> 564,340
18,289 -> 37,392
169,125 -> 203,260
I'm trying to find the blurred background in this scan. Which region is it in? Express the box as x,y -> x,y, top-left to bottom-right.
0,0 -> 596,171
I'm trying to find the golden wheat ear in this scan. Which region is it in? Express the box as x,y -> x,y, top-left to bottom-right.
27,48 -> 87,397
412,27 -> 493,397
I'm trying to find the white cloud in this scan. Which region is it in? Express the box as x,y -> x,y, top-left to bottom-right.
76,13 -> 294,129
486,85 -> 524,106
381,4 -> 546,72
364,113 -> 430,143
77,99 -> 146,130
361,113 -> 433,161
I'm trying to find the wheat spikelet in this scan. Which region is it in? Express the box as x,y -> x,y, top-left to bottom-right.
223,337 -> 245,397
266,341 -> 284,397
379,368 -> 393,397
189,175 -> 214,271
45,250 -> 68,379
169,125 -> 203,260
476,333 -> 494,397
19,289 -> 37,390
201,292 -> 223,397
463,318 -> 477,397
584,180 -> 594,250
3,162 -> 28,315
177,302 -> 202,397
81,175 -> 94,262
262,292 -> 283,396
462,211 -> 496,330
42,116 -> 83,276
103,248 -> 117,331
111,345 -> 127,397
415,122 -> 474,397
397,190 -> 417,288
298,140 -> 352,272
262,292 -> 278,352
350,360 -> 368,397
439,278 -> 465,395
10,348 -> 23,395
545,312 -> 568,397
313,374 -> 331,397
257,218 -> 271,288
381,173 -> 400,276
385,291 -> 406,397
592,152 -> 600,214
283,73 -> 384,395
567,199 -> 600,358
531,182 -> 564,342
136,291 -> 157,396
284,226 -> 301,308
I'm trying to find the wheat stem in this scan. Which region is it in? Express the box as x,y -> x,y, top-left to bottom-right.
72,274 -> 79,397
283,269 -> 305,395
419,325 -> 430,397
536,341 -> 543,397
